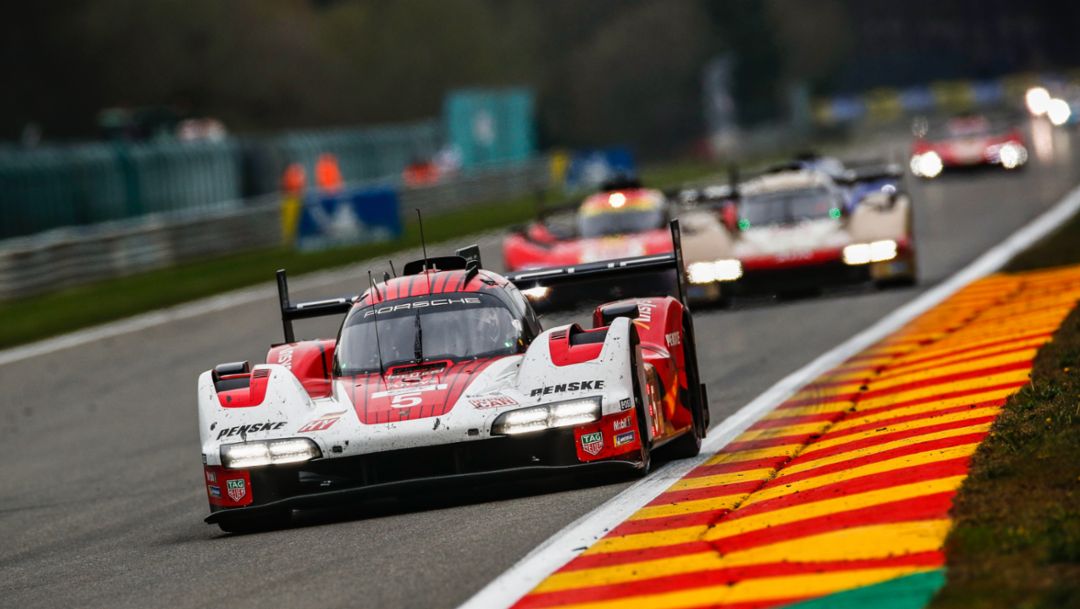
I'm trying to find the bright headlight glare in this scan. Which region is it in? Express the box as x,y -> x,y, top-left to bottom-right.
843,240 -> 898,266
910,151 -> 942,178
869,239 -> 898,261
1047,98 -> 1071,126
268,439 -> 321,463
997,143 -> 1027,169
549,399 -> 603,427
687,259 -> 743,284
221,438 -> 320,469
843,243 -> 872,265
1026,87 -> 1050,116
492,398 -> 602,435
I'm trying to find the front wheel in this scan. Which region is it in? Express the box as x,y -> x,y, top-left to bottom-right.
628,329 -> 653,477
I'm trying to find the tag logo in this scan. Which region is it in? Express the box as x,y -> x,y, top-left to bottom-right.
580,431 -> 603,456
226,479 -> 247,502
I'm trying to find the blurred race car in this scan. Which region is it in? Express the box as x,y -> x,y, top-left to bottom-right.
676,166 -> 916,303
503,183 -> 673,272
197,223 -> 707,532
910,114 -> 1028,178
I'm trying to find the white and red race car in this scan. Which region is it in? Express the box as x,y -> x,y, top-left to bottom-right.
910,114 -> 1028,178
197,222 -> 708,532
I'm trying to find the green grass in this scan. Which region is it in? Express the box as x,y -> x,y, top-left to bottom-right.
930,306 -> 1080,609
930,214 -> 1080,609
0,159 -> 719,349
1005,204 -> 1080,272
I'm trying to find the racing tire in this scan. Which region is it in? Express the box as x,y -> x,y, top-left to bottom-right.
628,328 -> 652,478
665,424 -> 702,460
216,509 -> 292,534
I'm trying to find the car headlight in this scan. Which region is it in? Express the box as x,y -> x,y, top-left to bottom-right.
1047,98 -> 1072,126
910,151 -> 942,178
492,397 -> 602,435
221,438 -> 321,469
843,240 -> 898,266
997,143 -> 1027,169
686,259 -> 743,284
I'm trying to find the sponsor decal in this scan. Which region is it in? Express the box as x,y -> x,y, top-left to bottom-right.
298,411 -> 346,433
636,300 -> 657,329
619,397 -> 632,411
216,421 -> 286,440
469,395 -> 519,409
363,297 -> 481,318
614,430 -> 636,447
226,479 -> 247,502
208,485 -> 221,498
371,384 -> 447,399
580,431 -> 604,456
276,346 -> 294,370
613,416 -> 633,431
665,331 -> 681,347
205,471 -> 217,483
530,379 -> 604,397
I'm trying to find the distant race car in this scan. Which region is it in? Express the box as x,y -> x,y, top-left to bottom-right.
675,164 -> 916,303
910,114 -> 1028,178
503,183 -> 674,272
197,223 -> 708,532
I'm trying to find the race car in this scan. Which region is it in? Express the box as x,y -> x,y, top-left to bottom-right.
197,222 -> 708,532
502,182 -> 673,272
675,166 -> 916,303
910,114 -> 1028,178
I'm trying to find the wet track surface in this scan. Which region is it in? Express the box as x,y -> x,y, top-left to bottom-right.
2,125 -> 1079,609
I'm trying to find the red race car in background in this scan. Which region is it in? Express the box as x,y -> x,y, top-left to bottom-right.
910,113 -> 1028,178
503,183 -> 673,273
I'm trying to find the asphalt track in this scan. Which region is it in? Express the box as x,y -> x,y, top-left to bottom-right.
2,124 -> 1079,609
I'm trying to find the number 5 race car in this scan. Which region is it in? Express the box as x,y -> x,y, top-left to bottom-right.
197,221 -> 708,532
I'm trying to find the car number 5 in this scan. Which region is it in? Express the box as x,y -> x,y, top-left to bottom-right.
391,393 -> 423,408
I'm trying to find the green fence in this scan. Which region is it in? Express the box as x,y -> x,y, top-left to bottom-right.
0,140 -> 242,239
272,120 -> 441,185
0,107 -> 536,241
0,121 -> 443,241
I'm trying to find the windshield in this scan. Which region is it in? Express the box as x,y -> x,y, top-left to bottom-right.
578,208 -> 665,238
739,187 -> 842,229
577,190 -> 667,238
335,293 -> 521,375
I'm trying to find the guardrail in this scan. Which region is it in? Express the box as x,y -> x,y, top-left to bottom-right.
0,159 -> 551,300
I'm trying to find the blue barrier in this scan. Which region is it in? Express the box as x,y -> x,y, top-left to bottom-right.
563,148 -> 637,190
295,186 -> 402,251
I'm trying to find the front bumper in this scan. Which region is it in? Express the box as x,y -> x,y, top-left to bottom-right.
205,460 -> 634,524
205,428 -> 639,523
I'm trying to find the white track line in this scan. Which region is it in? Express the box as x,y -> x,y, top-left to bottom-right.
459,183 -> 1080,609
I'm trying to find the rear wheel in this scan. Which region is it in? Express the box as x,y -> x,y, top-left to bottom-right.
666,423 -> 702,459
668,316 -> 705,460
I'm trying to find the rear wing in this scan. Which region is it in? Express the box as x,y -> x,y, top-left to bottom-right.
275,269 -> 355,344
506,219 -> 689,308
